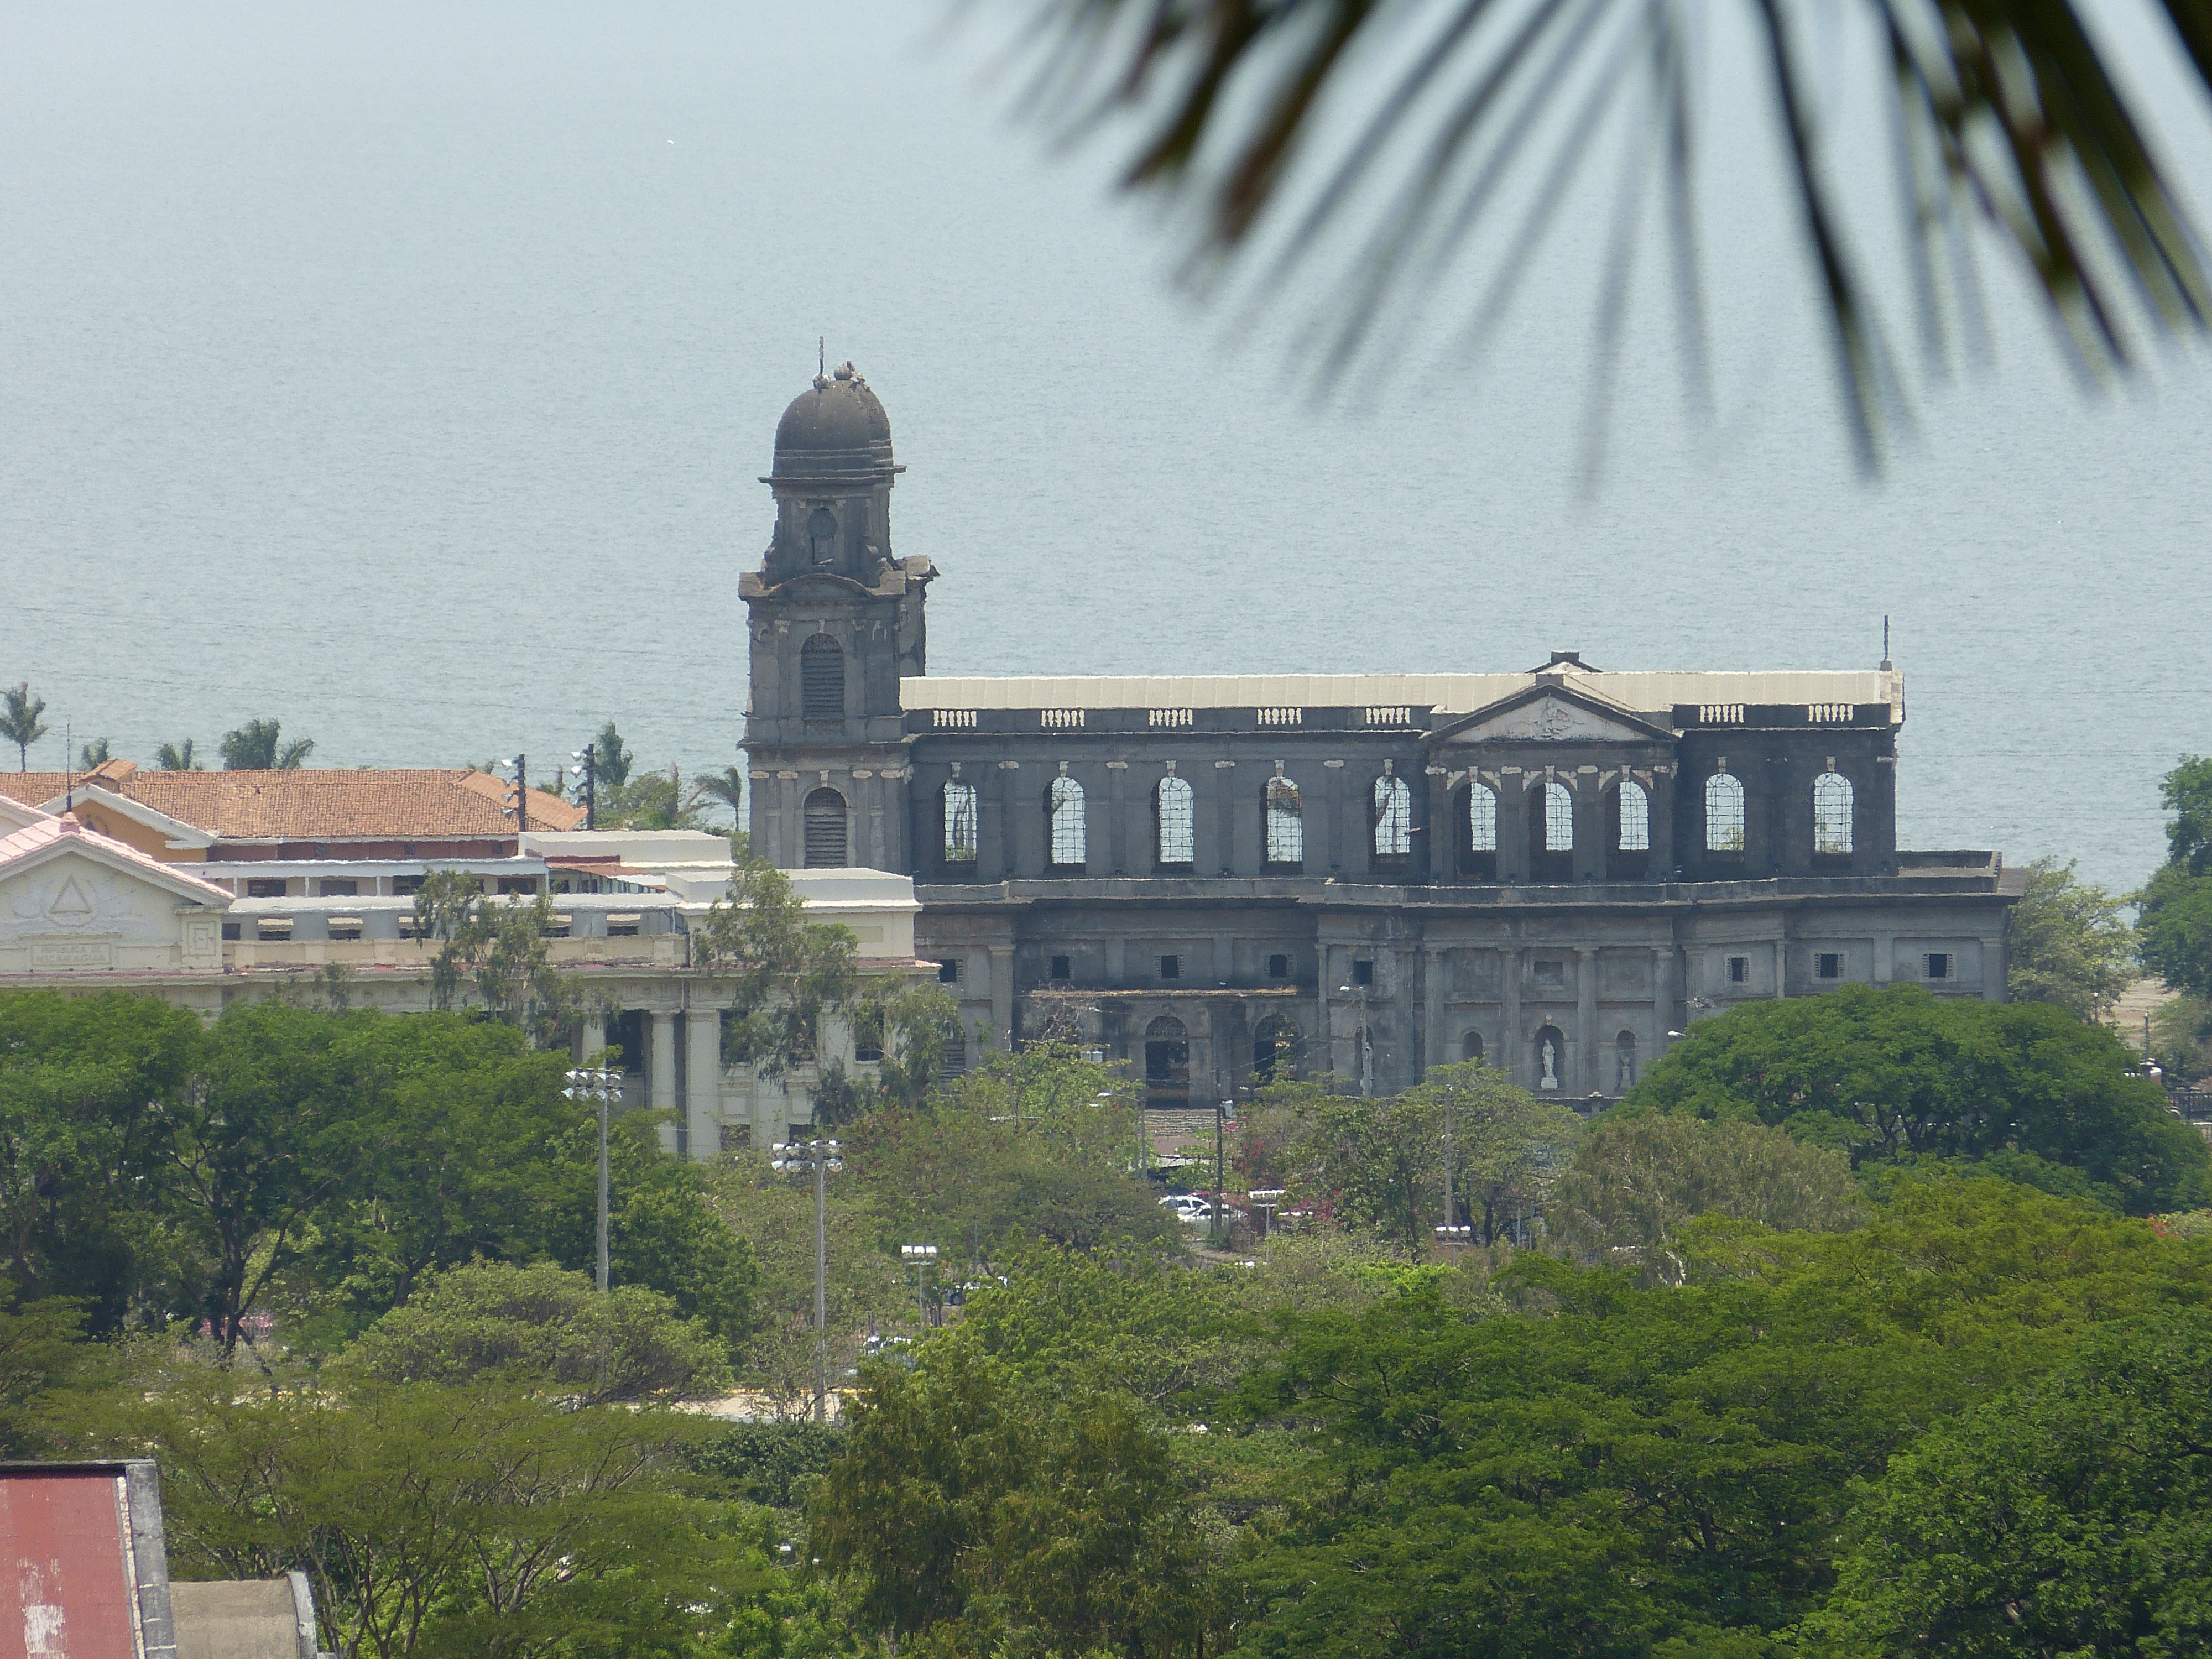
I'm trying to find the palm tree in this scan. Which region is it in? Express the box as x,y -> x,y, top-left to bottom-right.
592,721 -> 633,791
155,738 -> 204,771
80,737 -> 111,769
1004,0 -> 2212,465
220,719 -> 315,770
0,683 -> 49,771
690,764 -> 747,826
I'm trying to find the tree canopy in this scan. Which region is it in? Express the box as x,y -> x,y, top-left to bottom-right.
2006,856 -> 2136,1020
1626,984 -> 2212,1214
220,716 -> 314,770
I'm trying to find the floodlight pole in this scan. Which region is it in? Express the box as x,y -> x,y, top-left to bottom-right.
1441,1082 -> 1457,1264
813,1154 -> 828,1416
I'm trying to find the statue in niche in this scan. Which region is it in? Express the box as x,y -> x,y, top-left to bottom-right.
1540,1038 -> 1559,1091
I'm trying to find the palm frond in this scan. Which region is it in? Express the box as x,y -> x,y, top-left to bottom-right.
998,0 -> 2212,462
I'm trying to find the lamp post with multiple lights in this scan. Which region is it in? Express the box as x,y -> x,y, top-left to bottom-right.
771,1138 -> 844,1421
901,1243 -> 939,1329
562,1063 -> 620,1294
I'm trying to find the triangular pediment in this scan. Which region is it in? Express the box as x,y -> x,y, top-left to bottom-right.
1431,683 -> 1674,745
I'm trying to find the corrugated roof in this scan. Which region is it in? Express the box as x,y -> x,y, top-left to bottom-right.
0,767 -> 587,839
900,667 -> 1902,715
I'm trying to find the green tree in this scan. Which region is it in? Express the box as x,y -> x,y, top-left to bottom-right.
691,854 -> 858,1080
592,721 -> 633,791
1416,1062 -> 1585,1248
1804,1310 -> 2212,1657
79,735 -> 111,768
603,766 -> 709,831
411,873 -> 579,1046
690,764 -> 746,826
2007,857 -> 2135,1019
155,737 -> 202,770
220,717 -> 314,770
335,1259 -> 730,1404
2151,994 -> 2212,1087
1629,984 -> 2212,1214
813,1345 -> 1206,1655
0,990 -> 199,1325
1,681 -> 48,770
1550,1112 -> 1864,1284
0,1282 -> 93,1456
1003,0 -> 2212,466
2138,757 -> 2212,1002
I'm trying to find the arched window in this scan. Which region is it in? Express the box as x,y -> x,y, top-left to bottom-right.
1705,770 -> 1746,853
1615,1030 -> 1637,1093
1252,1016 -> 1301,1082
1145,1015 -> 1190,1104
1373,772 -> 1412,857
800,634 -> 844,720
805,506 -> 838,565
1469,784 -> 1497,851
1813,770 -> 1854,855
1048,772 -> 1087,869
1462,1030 -> 1485,1063
803,787 -> 848,868
1544,780 -> 1574,850
1265,773 -> 1303,867
1156,773 -> 1195,867
1614,780 -> 1650,851
942,780 -> 978,864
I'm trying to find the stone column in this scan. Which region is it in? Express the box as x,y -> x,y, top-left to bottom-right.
1314,945 -> 1333,1067
1107,761 -> 1129,873
987,945 -> 1015,1054
685,1007 -> 722,1161
1422,944 -> 1444,1081
998,763 -> 1023,879
1773,936 -> 1787,998
1501,945 -> 1522,1088
649,1010 -> 679,1155
1577,947 -> 1599,1092
582,1010 -> 606,1064
1652,946 -> 1672,1054
1872,930 -> 1895,985
1214,761 -> 1236,874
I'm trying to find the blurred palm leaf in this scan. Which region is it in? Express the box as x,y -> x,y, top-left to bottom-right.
1002,0 -> 2212,463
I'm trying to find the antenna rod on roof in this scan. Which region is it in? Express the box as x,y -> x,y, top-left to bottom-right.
820,336 -> 826,378
64,721 -> 72,812
1881,615 -> 1892,672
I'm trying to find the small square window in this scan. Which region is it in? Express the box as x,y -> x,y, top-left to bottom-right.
1815,952 -> 1843,980
1533,959 -> 1563,988
1049,954 -> 1071,980
1351,959 -> 1374,987
1925,952 -> 1952,981
1267,953 -> 1290,979
937,959 -> 962,984
220,921 -> 241,942
1728,956 -> 1750,984
246,878 -> 287,899
1160,954 -> 1181,980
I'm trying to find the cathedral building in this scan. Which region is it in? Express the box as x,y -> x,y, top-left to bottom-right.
744,366 -> 2021,1107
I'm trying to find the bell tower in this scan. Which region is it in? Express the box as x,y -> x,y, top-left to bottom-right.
741,363 -> 932,871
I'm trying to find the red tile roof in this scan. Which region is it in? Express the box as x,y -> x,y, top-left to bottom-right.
0,765 -> 586,839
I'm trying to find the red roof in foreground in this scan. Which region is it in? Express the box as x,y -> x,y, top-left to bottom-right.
0,763 -> 587,840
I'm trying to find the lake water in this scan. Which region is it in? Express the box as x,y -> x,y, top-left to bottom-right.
3,0 -> 2209,893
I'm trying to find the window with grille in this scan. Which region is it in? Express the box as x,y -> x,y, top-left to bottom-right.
1544,780 -> 1574,851
942,781 -> 978,863
1705,771 -> 1746,852
940,1021 -> 968,1079
1924,952 -> 1953,981
1048,774 -> 1087,868
1373,774 -> 1412,856
937,958 -> 962,984
1156,774 -> 1194,866
1813,770 -> 1854,854
1469,784 -> 1497,851
1817,952 -> 1843,980
1265,776 -> 1303,866
1160,954 -> 1181,980
803,787 -> 848,867
1728,955 -> 1750,984
801,634 -> 845,720
1615,780 -> 1650,850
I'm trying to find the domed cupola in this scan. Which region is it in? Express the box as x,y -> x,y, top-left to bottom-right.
771,361 -> 897,483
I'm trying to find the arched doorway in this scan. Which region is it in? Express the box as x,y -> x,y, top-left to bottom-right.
1252,1015 -> 1302,1083
1145,1015 -> 1190,1106
1532,1024 -> 1567,1092
1462,1030 -> 1485,1064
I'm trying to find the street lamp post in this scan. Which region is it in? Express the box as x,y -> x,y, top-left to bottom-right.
1436,1223 -> 1474,1261
771,1139 -> 845,1421
562,1065 -> 620,1295
1212,1099 -> 1232,1248
901,1243 -> 939,1328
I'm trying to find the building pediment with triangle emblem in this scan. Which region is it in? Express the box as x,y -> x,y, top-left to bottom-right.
0,817 -> 230,975
1431,682 -> 1676,747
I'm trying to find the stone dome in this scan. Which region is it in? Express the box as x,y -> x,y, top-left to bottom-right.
771,362 -> 895,482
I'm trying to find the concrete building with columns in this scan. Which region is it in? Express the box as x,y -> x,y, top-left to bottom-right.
744,364 -> 2023,1107
0,776 -> 926,1155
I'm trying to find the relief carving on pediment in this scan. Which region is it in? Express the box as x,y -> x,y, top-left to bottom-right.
1451,694 -> 1650,744
1,866 -> 171,944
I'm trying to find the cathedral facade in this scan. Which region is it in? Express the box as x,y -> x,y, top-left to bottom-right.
744,367 -> 2021,1107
